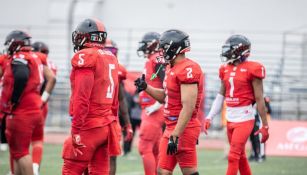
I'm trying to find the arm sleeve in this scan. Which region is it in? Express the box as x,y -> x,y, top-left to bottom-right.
219,65 -> 225,80
250,62 -> 266,79
177,64 -> 202,84
11,59 -> 30,104
71,68 -> 94,133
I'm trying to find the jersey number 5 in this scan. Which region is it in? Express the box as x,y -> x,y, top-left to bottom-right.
106,64 -> 115,98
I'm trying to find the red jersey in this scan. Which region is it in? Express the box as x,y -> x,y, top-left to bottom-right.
32,52 -> 47,66
219,60 -> 265,107
118,63 -> 127,81
0,54 -> 10,73
139,53 -> 163,108
47,60 -> 57,75
69,48 -> 119,132
0,51 -> 44,115
163,58 -> 203,128
111,63 -> 127,117
0,54 -> 10,96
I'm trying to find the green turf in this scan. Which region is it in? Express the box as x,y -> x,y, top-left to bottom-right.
1,144 -> 307,175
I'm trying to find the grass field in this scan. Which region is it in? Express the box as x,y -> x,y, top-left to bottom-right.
1,144 -> 307,175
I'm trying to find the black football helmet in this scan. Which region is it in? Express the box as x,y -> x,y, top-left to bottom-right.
4,30 -> 31,55
158,29 -> 190,62
72,18 -> 107,52
105,39 -> 118,56
137,32 -> 160,57
32,41 -> 49,55
221,34 -> 251,64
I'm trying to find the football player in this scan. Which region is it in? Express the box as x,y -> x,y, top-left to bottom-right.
135,29 -> 203,175
0,30 -> 55,175
62,18 -> 120,175
136,32 -> 165,175
104,39 -> 133,175
31,41 -> 57,175
204,35 -> 269,175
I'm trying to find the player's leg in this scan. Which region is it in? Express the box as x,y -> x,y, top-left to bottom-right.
31,115 -> 44,175
62,126 -> 109,175
226,120 -> 254,175
139,139 -> 157,175
157,136 -> 177,175
177,127 -> 201,175
88,145 -> 110,175
6,114 -> 39,175
139,119 -> 162,175
109,156 -> 117,175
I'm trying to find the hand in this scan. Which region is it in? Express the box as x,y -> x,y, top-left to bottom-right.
71,134 -> 86,157
203,118 -> 211,135
254,125 -> 269,143
167,135 -> 179,155
134,74 -> 147,93
123,124 -> 133,142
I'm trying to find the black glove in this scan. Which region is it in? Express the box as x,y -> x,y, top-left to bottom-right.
167,135 -> 178,155
134,74 -> 147,93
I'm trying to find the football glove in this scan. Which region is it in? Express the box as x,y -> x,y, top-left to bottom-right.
203,118 -> 211,135
134,74 -> 147,93
123,124 -> 133,142
167,135 -> 179,155
71,134 -> 86,157
254,125 -> 269,143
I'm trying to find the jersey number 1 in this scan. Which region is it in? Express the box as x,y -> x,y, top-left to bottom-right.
106,64 -> 115,98
229,77 -> 235,98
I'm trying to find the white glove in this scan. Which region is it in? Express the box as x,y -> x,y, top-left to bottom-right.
145,101 -> 162,116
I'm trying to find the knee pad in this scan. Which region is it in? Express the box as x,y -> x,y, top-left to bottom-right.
190,172 -> 199,175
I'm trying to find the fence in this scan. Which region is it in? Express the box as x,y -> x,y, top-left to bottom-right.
0,24 -> 306,130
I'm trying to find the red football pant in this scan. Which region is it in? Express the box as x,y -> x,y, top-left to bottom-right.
5,114 -> 43,160
138,109 -> 163,175
158,126 -> 201,171
226,120 -> 254,175
62,122 -> 119,175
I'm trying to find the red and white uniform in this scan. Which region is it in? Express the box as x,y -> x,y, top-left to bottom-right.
1,51 -> 44,159
159,58 -> 203,170
62,48 -> 120,174
219,60 -> 266,175
219,60 -> 265,122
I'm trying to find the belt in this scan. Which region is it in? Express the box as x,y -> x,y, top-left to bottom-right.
167,116 -> 178,121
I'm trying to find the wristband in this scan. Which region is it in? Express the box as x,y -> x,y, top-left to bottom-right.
41,91 -> 50,103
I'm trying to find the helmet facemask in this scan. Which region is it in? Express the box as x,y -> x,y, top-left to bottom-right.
137,39 -> 159,58
72,31 -> 107,52
221,43 -> 250,64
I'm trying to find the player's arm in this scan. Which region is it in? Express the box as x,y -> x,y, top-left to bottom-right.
119,82 -> 131,125
135,74 -> 166,103
118,82 -> 134,141
41,65 -> 56,103
203,80 -> 226,134
252,77 -> 269,143
71,68 -> 94,133
172,83 -> 198,137
252,78 -> 268,126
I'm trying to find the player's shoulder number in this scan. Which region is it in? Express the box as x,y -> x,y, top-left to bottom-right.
186,67 -> 193,78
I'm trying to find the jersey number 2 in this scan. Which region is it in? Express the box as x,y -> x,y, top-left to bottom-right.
106,64 -> 115,98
